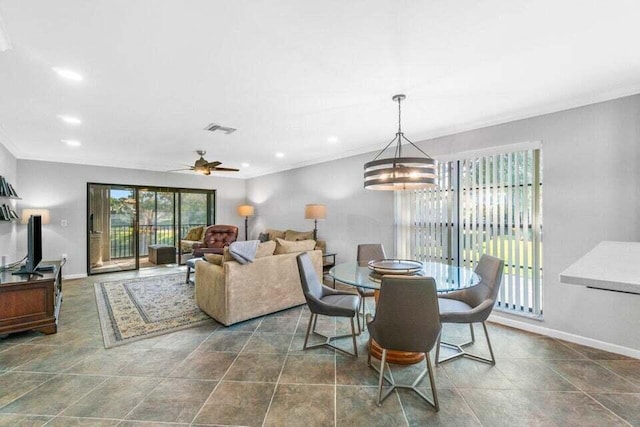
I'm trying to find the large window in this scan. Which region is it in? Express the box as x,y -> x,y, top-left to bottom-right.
395,147 -> 543,316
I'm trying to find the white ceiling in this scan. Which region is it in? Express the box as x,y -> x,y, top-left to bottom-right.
0,0 -> 639,178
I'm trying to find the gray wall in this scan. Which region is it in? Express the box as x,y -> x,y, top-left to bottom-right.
16,160 -> 246,276
247,94 -> 640,351
0,141 -> 18,262
246,154 -> 395,260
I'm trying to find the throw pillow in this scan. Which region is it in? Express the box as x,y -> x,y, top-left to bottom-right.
204,253 -> 223,265
258,232 -> 270,243
284,229 -> 314,241
266,228 -> 286,241
274,238 -> 317,254
256,240 -> 276,258
184,225 -> 204,241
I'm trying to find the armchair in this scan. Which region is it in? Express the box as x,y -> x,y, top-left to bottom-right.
192,225 -> 239,257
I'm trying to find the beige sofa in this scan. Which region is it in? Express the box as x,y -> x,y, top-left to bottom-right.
195,248 -> 323,326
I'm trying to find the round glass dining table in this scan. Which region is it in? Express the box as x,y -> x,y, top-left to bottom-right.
329,260 -> 481,365
329,261 -> 481,292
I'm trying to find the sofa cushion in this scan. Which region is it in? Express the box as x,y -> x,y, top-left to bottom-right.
285,230 -> 314,241
275,238 -> 316,254
266,228 -> 286,241
256,240 -> 276,258
204,253 -> 223,265
184,226 -> 204,241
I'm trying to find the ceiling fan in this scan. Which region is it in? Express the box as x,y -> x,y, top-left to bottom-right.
169,150 -> 239,175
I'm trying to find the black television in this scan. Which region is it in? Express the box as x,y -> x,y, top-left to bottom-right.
13,215 -> 43,276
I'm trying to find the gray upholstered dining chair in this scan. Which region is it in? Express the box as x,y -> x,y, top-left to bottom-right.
435,254 -> 504,366
296,252 -> 361,357
356,243 -> 386,332
366,275 -> 441,410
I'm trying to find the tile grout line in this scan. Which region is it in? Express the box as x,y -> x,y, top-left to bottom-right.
540,360 -> 636,426
582,391 -> 634,427
189,316 -> 265,426
43,374 -> 111,424
261,307 -> 308,427
119,321 -> 224,423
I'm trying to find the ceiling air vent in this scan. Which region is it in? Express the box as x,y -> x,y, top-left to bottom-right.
204,123 -> 237,134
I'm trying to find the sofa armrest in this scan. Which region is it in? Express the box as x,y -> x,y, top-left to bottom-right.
315,240 -> 326,254
195,260 -> 227,323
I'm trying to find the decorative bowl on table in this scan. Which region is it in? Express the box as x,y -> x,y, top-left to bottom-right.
367,259 -> 423,275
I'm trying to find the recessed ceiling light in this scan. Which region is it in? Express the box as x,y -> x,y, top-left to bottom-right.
327,136 -> 339,144
52,67 -> 83,81
61,139 -> 81,147
241,162 -> 250,168
58,115 -> 82,125
275,152 -> 285,158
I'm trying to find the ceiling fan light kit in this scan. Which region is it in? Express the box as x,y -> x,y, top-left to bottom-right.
364,94 -> 438,191
169,150 -> 239,175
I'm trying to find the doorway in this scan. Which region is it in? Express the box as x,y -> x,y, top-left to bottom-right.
87,183 -> 215,275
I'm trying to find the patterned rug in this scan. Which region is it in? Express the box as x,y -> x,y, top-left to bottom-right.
94,273 -> 213,348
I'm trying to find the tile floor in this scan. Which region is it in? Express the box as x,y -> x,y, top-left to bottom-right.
1,267 -> 639,426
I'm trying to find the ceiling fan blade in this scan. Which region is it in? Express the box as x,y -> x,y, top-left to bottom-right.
211,167 -> 240,172
205,161 -> 222,168
167,168 -> 193,172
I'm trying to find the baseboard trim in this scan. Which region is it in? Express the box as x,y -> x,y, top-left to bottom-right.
488,313 -> 640,359
63,273 -> 88,280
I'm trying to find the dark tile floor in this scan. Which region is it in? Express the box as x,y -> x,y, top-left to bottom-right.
1,268 -> 639,426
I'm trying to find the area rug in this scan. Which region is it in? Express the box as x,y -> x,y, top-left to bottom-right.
95,273 -> 212,348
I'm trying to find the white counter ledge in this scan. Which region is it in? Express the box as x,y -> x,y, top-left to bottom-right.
560,241 -> 640,294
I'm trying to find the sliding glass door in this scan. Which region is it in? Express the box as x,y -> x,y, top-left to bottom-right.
87,184 -> 138,274
87,183 -> 215,275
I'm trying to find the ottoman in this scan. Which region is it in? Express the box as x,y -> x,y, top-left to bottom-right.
148,244 -> 176,265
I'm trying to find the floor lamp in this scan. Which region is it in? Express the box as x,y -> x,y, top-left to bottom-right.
304,204 -> 326,240
237,205 -> 254,240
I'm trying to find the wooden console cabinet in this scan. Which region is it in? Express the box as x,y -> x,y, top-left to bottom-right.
0,261 -> 63,335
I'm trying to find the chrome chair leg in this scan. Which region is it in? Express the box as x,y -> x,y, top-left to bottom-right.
377,349 -> 387,405
436,321 -> 496,366
370,348 -> 438,410
301,312 -> 359,358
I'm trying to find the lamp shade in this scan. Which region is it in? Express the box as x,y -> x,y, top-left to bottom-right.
237,204 -> 255,217
304,204 -> 326,220
21,208 -> 50,225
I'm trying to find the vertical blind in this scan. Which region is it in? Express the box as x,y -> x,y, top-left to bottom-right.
395,148 -> 543,315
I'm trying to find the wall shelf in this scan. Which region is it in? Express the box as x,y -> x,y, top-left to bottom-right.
0,175 -> 19,221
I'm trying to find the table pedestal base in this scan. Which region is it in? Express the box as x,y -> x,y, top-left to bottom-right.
368,339 -> 425,365
368,288 -> 425,365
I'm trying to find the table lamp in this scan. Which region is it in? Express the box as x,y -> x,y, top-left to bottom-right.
304,204 -> 326,240
237,204 -> 255,240
20,208 -> 51,225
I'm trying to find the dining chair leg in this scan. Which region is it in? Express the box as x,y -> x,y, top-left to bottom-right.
361,296 -> 367,332
303,313 -> 315,350
482,322 -> 496,365
355,304 -> 362,335
312,312 -> 319,333
426,352 -> 440,412
377,349 -> 387,406
469,323 -> 475,344
435,333 -> 442,366
350,317 -> 358,357
367,337 -> 372,366
437,322 -> 496,366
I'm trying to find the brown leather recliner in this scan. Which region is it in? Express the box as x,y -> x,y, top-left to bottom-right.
192,225 -> 239,257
